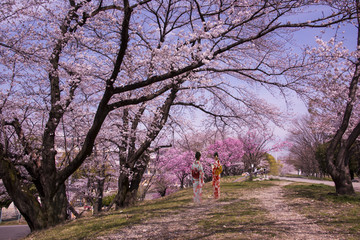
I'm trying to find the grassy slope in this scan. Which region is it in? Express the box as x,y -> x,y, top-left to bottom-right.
24,177 -> 360,240
283,183 -> 360,240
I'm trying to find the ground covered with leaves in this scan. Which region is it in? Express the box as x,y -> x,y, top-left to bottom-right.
25,177 -> 360,240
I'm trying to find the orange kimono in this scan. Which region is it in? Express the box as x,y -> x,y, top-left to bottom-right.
212,159 -> 222,199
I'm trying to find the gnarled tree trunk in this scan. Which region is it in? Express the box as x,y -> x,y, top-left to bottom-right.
327,145 -> 355,195
0,156 -> 68,231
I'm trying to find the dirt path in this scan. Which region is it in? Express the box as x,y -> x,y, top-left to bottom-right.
97,199 -> 230,239
97,181 -> 340,240
252,181 -> 340,240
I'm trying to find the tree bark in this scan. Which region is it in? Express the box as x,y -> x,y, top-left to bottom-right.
332,174 -> 354,195
113,85 -> 179,208
325,0 -> 360,195
93,177 -> 105,215
115,172 -> 131,208
115,154 -> 149,208
327,146 -> 355,195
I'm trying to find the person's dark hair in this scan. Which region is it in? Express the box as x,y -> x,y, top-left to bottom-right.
195,151 -> 201,160
214,152 -> 218,158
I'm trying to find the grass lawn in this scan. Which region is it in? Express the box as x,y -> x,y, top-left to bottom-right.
283,183 -> 360,240
24,177 -> 360,240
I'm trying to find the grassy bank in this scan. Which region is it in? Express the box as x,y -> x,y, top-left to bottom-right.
24,177 -> 360,240
284,183 -> 360,240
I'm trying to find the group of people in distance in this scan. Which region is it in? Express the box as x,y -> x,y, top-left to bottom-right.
191,151 -> 223,204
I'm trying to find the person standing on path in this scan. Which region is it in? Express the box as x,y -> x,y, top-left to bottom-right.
212,152 -> 222,199
191,151 -> 204,204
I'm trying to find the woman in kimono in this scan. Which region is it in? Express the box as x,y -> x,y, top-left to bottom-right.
212,152 -> 222,199
191,151 -> 204,204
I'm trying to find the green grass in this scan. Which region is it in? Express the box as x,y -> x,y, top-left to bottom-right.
25,177 -> 271,240
196,179 -> 282,239
27,211 -> 142,240
284,174 -> 333,181
0,219 -> 26,225
283,183 -> 360,239
198,198 -> 273,239
24,178 -> 360,240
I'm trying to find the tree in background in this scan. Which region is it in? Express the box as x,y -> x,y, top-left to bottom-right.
239,130 -> 289,180
206,138 -> 244,176
69,147 -> 116,215
264,153 -> 282,176
287,116 -> 326,177
142,148 -> 193,198
159,148 -> 194,189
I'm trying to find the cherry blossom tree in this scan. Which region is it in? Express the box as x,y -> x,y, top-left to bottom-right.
239,130 -> 289,179
101,89 -> 178,209
68,146 -> 117,215
157,148 -> 194,189
206,138 -> 244,176
0,0 -> 355,231
300,1 -> 360,194
286,115 -> 327,177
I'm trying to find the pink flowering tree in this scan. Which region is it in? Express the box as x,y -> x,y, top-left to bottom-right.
153,173 -> 177,197
206,138 -> 245,176
300,2 -> 360,194
156,148 -> 195,189
68,146 -> 117,215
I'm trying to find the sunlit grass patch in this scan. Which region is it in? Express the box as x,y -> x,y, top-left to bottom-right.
27,210 -> 142,240
25,177 -> 283,240
194,179 -> 279,239
197,198 -> 273,239
283,183 -> 360,239
27,186 -> 195,240
284,174 -> 333,181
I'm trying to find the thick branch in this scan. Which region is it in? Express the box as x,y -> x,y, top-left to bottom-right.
128,85 -> 179,165
108,83 -> 174,110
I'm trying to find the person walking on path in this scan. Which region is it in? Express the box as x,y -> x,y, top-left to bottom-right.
191,151 -> 204,204
212,152 -> 222,199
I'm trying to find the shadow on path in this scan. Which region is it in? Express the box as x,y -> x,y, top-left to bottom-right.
0,225 -> 30,240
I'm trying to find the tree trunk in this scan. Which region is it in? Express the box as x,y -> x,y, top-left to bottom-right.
68,203 -> 80,219
327,147 -> 355,195
39,183 -> 69,227
115,172 -> 130,209
115,177 -> 138,208
180,178 -> 184,189
1,156 -> 68,231
115,160 -> 148,208
93,178 -> 105,215
332,174 -> 354,195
